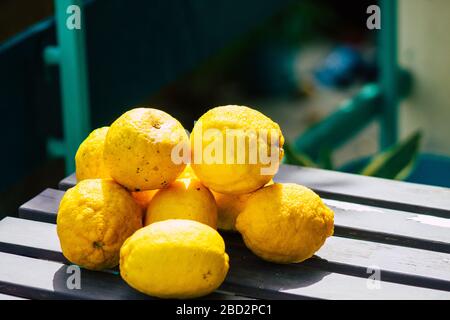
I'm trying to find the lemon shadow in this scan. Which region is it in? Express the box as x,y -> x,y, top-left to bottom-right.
52,265 -> 149,300
222,236 -> 332,299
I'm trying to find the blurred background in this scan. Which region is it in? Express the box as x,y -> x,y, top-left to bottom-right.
1,0 -> 449,219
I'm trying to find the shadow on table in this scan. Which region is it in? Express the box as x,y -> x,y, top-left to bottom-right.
52,235 -> 333,300
225,239 -> 333,298
52,265 -> 149,300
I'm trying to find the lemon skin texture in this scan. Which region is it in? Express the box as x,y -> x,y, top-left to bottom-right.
104,108 -> 188,191
213,180 -> 273,231
57,179 -> 143,270
190,105 -> 284,195
145,178 -> 218,229
212,191 -> 250,231
75,127 -> 111,180
120,219 -> 229,299
236,183 -> 334,263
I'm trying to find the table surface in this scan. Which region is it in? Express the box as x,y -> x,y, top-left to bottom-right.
1,164 -> 450,300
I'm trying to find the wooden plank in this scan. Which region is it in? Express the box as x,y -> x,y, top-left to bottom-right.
275,164 -> 450,217
20,188 -> 450,253
19,188 -> 63,224
0,293 -> 27,300
58,173 -> 76,191
0,251 -> 250,300
0,217 -> 63,263
225,232 -> 450,292
325,199 -> 450,253
60,165 -> 450,217
0,251 -> 148,299
1,242 -> 449,301
224,244 -> 450,300
4,217 -> 450,288
0,218 -> 249,300
1,217 -> 450,297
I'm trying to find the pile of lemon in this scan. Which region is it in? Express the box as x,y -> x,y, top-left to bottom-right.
57,105 -> 334,299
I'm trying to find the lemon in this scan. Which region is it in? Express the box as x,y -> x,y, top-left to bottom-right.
57,179 -> 142,270
236,183 -> 334,263
190,105 -> 284,194
213,180 -> 273,231
131,190 -> 158,210
145,177 -> 217,228
212,192 -> 250,231
104,108 -> 188,191
75,127 -> 111,180
120,219 -> 229,299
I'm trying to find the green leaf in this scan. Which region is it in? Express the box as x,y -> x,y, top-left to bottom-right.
282,142 -> 317,167
360,131 -> 422,180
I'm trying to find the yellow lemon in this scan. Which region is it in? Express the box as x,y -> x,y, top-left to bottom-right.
236,183 -> 334,263
190,105 -> 284,195
131,190 -> 158,210
212,180 -> 273,231
212,192 -> 250,231
75,127 -> 111,180
104,108 -> 188,191
145,177 -> 217,228
120,219 -> 229,299
57,179 -> 142,270
134,164 -> 198,212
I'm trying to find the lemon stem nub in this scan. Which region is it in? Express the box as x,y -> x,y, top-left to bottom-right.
93,241 -> 104,249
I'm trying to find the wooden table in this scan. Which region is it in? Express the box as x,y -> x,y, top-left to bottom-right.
1,164 -> 450,300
